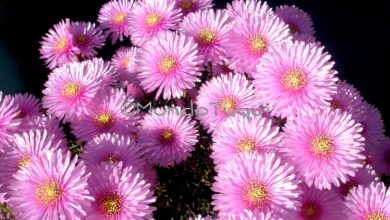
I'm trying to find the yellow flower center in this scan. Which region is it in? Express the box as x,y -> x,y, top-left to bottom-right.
146,12 -> 161,27
180,0 -> 194,10
219,96 -> 238,114
366,212 -> 388,220
159,129 -> 175,144
56,38 -> 67,51
301,203 -> 320,219
243,181 -> 268,208
76,34 -> 89,44
310,134 -> 334,159
281,68 -> 307,91
99,193 -> 123,217
237,138 -> 257,152
103,154 -> 119,163
95,112 -> 115,128
158,55 -> 177,73
113,13 -> 126,23
248,35 -> 267,55
198,28 -> 216,45
35,180 -> 62,206
61,82 -> 81,97
18,156 -> 32,169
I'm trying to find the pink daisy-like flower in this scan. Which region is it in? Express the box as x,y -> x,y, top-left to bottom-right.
336,166 -> 378,197
226,210 -> 273,220
129,0 -> 182,46
70,21 -> 105,59
86,162 -> 156,219
71,88 -> 139,142
211,114 -> 281,170
137,31 -> 202,100
212,152 -> 301,217
81,133 -> 145,171
98,0 -> 135,43
42,59 -> 109,122
196,73 -> 260,133
210,60 -> 233,76
368,137 -> 390,176
12,93 -> 41,119
111,47 -> 139,84
254,41 -> 338,118
293,33 -> 317,44
179,9 -> 231,63
8,150 -> 93,219
361,102 -> 385,148
175,0 -> 213,15
40,19 -> 75,69
0,130 -> 63,197
294,184 -> 345,220
138,106 -> 198,167
126,83 -> 145,101
344,183 -> 390,220
281,108 -> 365,190
328,80 -> 367,123
225,13 -> 291,75
226,0 -> 272,19
0,93 -> 20,144
275,5 -> 315,39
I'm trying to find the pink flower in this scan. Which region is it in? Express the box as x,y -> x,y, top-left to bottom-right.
281,108 -> 365,190
71,88 -> 139,142
137,31 -> 202,100
40,19 -> 75,69
344,183 -> 390,220
126,83 -> 145,101
254,41 -> 338,118
212,152 -> 301,217
138,106 -> 199,167
275,5 -> 315,40
0,93 -> 20,144
42,59 -> 110,122
225,13 -> 291,76
12,93 -> 41,119
211,114 -> 281,171
295,184 -> 345,220
368,137 -> 390,176
98,0 -> 135,43
70,21 -> 105,59
336,166 -> 378,197
129,0 -> 182,46
111,47 -> 139,84
226,209 -> 273,220
175,0 -> 213,15
226,0 -> 272,19
8,151 -> 93,219
179,9 -> 231,63
86,163 -> 156,219
196,73 -> 260,133
361,102 -> 385,148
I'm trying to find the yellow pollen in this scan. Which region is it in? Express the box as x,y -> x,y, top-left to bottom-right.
99,193 -> 123,217
366,212 -> 388,220
288,23 -> 299,34
113,13 -> 126,23
158,55 -> 177,73
198,28 -> 216,45
237,138 -> 257,152
35,180 -> 62,206
219,96 -> 238,114
243,181 -> 268,208
249,36 -> 267,54
95,112 -> 115,128
301,203 -> 320,219
121,58 -> 129,67
159,129 -> 175,144
61,82 -> 81,97
56,38 -> 67,51
281,68 -> 307,91
180,0 -> 193,10
310,134 -> 334,158
103,154 -> 119,163
76,34 -> 88,44
146,13 -> 161,27
18,156 -> 32,168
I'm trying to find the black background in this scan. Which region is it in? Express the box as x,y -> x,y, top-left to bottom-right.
0,0 -> 388,134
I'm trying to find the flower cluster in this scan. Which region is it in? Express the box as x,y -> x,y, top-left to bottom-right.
1,0 -> 388,219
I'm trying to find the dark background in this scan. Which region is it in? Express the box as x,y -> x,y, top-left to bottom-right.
0,0 -> 388,134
